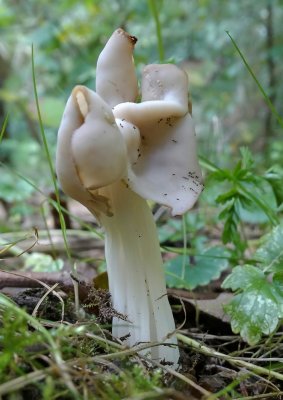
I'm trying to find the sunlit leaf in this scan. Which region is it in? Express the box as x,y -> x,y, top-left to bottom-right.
255,223 -> 283,272
24,252 -> 64,272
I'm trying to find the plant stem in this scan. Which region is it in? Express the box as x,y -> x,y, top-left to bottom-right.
148,0 -> 165,62
0,238 -> 29,259
226,31 -> 283,129
177,333 -> 283,381
181,215 -> 187,280
0,113 -> 9,143
31,45 -> 72,262
0,369 -> 48,396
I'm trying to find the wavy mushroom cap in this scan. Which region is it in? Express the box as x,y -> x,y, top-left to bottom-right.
56,86 -> 128,217
57,30 -> 203,218
113,64 -> 203,216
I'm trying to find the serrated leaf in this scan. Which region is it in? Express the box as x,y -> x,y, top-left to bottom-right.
255,223 -> 283,271
222,265 -> 283,344
165,246 -> 230,290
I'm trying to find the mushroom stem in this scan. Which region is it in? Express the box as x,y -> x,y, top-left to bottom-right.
99,181 -> 179,366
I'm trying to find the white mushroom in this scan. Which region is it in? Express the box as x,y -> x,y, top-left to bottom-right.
96,28 -> 138,107
114,63 -> 203,216
56,29 -> 203,368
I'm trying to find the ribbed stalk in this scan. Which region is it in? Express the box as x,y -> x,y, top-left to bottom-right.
100,181 -> 179,366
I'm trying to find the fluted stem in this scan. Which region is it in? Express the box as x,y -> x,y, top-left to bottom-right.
100,181 -> 179,366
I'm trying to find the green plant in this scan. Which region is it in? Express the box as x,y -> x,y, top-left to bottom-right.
222,222 -> 283,344
165,245 -> 230,290
163,213 -> 231,290
0,304 -> 43,381
202,147 -> 278,258
0,293 -> 173,399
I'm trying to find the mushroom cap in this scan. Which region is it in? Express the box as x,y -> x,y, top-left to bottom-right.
71,86 -> 127,191
115,118 -> 141,165
113,64 -> 203,216
96,28 -> 138,107
56,85 -> 128,217
57,29 -> 203,218
114,64 -> 188,124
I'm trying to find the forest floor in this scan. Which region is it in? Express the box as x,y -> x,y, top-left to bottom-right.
0,201 -> 282,400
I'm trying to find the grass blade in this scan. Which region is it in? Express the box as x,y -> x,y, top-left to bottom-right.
148,0 -> 165,62
0,114 -> 9,144
31,45 -> 71,261
226,31 -> 283,129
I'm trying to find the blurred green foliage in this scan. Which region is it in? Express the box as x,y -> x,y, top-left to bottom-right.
0,0 -> 282,216
1,0 -> 283,158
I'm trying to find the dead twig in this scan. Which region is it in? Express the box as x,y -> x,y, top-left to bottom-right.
0,270 -> 74,290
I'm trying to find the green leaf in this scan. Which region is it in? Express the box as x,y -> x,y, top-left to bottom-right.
238,179 -> 277,224
158,219 -> 182,243
218,200 -> 236,220
222,265 -> 264,291
255,223 -> 283,272
240,146 -> 254,170
24,253 -> 64,272
165,246 -> 230,290
273,273 -> 283,294
232,160 -> 243,177
216,188 -> 238,204
222,215 -> 238,244
222,265 -> 283,344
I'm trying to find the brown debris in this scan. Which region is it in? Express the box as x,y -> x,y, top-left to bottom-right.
83,287 -> 128,324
